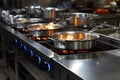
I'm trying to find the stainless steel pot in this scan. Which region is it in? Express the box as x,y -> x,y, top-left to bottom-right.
11,8 -> 26,14
25,6 -> 44,15
14,18 -> 43,29
49,31 -> 100,50
15,18 -> 43,23
43,7 -> 65,20
72,13 -> 99,28
27,23 -> 64,37
61,13 -> 99,28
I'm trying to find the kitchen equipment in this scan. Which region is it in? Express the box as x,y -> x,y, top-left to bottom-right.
11,8 -> 26,14
14,18 -> 43,29
2,19 -> 120,80
25,6 -> 44,15
1,10 -> 11,23
61,13 -> 99,28
27,22 -> 64,37
49,31 -> 100,50
15,18 -> 42,24
71,13 -> 99,28
43,7 -> 65,21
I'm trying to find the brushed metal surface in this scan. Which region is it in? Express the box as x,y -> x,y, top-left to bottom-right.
1,22 -> 120,80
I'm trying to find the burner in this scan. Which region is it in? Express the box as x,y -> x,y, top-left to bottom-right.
58,49 -> 90,55
39,42 -> 92,55
22,28 -> 30,33
39,36 -> 118,55
12,27 -> 30,34
28,35 -> 49,41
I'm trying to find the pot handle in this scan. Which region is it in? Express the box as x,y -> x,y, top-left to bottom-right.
88,24 -> 103,33
88,22 -> 117,33
48,37 -> 55,41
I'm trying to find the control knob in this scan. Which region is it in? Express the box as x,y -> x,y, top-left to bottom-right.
18,42 -> 23,48
34,55 -> 42,64
23,44 -> 27,51
40,61 -> 51,71
13,38 -> 19,45
13,39 -> 28,52
13,39 -> 23,48
27,49 -> 34,57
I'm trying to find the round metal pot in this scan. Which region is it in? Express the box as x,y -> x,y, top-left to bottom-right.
49,31 -> 100,50
27,23 -> 64,37
11,8 -> 26,14
14,18 -> 43,29
26,6 -> 36,14
72,13 -> 99,28
15,18 -> 43,24
61,13 -> 99,28
25,6 -> 43,15
43,7 -> 65,20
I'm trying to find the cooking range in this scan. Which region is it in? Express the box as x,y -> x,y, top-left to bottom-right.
38,38 -> 117,55
13,24 -> 118,55
1,21 -> 120,80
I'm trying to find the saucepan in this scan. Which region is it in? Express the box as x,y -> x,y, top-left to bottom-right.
43,7 -> 65,20
14,18 -> 43,29
49,31 -> 100,50
60,13 -> 99,28
27,23 -> 64,37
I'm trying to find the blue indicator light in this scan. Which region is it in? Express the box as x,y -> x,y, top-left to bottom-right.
38,56 -> 42,64
14,39 -> 18,43
47,63 -> 51,71
23,45 -> 27,51
44,62 -> 51,71
19,42 -> 23,48
30,50 -> 34,57
35,55 -> 42,64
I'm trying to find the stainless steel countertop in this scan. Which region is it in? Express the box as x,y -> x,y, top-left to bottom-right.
1,22 -> 120,80
53,49 -> 120,80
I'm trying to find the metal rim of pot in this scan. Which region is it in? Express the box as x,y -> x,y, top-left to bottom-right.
11,8 -> 26,14
60,12 -> 99,27
43,7 -> 66,20
15,18 -> 43,24
14,18 -> 43,29
27,23 -> 64,30
70,13 -> 99,18
27,23 -> 64,37
49,31 -> 100,50
25,6 -> 44,15
44,7 -> 65,11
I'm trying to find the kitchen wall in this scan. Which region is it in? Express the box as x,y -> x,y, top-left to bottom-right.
20,0 -> 110,8
0,0 -> 111,9
21,0 -> 59,7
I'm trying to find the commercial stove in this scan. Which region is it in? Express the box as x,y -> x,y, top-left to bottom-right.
1,22 -> 120,80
